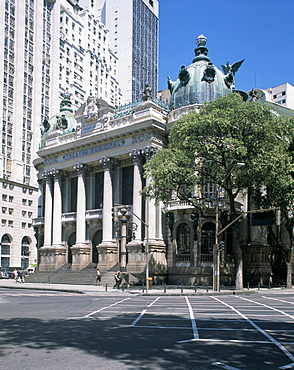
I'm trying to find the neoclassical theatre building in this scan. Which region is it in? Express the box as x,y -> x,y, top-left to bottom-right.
34,35 -> 293,285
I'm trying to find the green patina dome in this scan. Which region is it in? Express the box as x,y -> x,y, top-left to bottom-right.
168,34 -> 244,110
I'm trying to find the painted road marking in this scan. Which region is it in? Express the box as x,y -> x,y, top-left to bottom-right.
148,296 -> 161,307
130,297 -> 162,326
237,296 -> 294,320
177,296 -> 199,343
279,363 -> 294,369
212,362 -> 241,370
213,296 -> 294,363
68,297 -> 131,319
263,296 -> 294,305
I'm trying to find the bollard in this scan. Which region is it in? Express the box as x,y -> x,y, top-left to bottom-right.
206,286 -> 208,293
105,282 -> 107,291
181,283 -> 183,294
268,282 -> 271,290
164,284 -> 166,294
247,282 -> 249,290
258,282 -> 260,290
194,284 -> 197,293
48,275 -> 50,284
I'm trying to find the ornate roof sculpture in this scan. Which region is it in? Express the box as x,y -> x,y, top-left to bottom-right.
168,34 -> 244,110
40,90 -> 77,148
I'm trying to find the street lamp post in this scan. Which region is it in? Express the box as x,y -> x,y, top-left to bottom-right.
213,188 -> 221,292
113,203 -> 149,292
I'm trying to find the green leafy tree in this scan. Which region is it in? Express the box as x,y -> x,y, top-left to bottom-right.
143,93 -> 294,289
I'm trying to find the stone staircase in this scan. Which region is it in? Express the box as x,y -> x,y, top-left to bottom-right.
25,262 -> 140,286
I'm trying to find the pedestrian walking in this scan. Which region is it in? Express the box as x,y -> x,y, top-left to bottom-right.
17,270 -> 22,283
13,269 -> 18,283
95,269 -> 101,286
113,271 -> 121,289
21,270 -> 26,283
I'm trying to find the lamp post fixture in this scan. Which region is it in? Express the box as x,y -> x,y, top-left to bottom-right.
113,204 -> 150,290
213,162 -> 245,292
113,206 -> 138,272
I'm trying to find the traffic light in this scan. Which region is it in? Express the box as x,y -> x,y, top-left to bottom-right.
111,205 -> 118,223
219,241 -> 225,251
141,243 -> 145,253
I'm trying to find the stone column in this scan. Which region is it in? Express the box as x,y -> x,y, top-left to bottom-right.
74,163 -> 87,246
38,171 -> 55,271
72,163 -> 90,270
143,146 -> 167,281
97,157 -> 117,270
43,171 -> 53,248
52,169 -> 62,247
101,157 -> 114,244
144,147 -> 158,245
51,169 -> 66,268
129,149 -> 143,242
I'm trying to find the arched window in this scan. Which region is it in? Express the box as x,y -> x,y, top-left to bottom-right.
21,236 -> 30,269
201,222 -> 215,262
1,234 -> 11,270
176,223 -> 191,262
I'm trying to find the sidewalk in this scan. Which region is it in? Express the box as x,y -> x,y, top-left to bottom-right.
1,278 -> 290,296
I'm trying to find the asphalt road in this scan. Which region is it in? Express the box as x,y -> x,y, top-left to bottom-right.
0,289 -> 294,369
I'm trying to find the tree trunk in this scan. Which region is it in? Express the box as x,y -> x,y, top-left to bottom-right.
284,222 -> 293,289
285,246 -> 293,289
234,225 -> 243,290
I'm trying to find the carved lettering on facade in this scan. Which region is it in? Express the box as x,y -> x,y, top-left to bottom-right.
61,139 -> 125,161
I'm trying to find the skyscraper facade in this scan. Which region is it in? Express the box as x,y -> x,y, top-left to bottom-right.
93,0 -> 159,104
0,0 -> 120,272
59,0 -> 121,112
0,0 -> 45,271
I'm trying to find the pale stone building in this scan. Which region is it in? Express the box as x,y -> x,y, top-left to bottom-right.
33,35 -> 293,286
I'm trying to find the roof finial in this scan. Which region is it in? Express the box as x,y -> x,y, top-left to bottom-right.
196,34 -> 207,47
193,34 -> 210,63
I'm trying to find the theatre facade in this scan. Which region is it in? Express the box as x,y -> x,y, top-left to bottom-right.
34,35 -> 290,286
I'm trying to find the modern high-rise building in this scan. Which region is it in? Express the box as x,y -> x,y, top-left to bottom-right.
0,0 -> 120,272
263,82 -> 294,110
0,0 -> 44,271
59,0 -> 121,111
92,0 -> 159,104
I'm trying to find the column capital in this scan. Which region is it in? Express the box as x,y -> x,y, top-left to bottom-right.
41,170 -> 52,181
73,163 -> 87,175
129,149 -> 144,165
143,146 -> 156,161
100,156 -> 115,170
49,168 -> 63,179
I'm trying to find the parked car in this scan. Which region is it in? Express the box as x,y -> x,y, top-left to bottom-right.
0,272 -> 8,279
7,271 -> 14,279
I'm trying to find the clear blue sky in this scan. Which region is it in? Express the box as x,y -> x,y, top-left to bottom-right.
158,0 -> 294,93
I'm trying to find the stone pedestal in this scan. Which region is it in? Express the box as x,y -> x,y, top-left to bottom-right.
54,246 -> 67,269
97,242 -> 118,270
71,244 -> 91,270
38,247 -> 56,271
